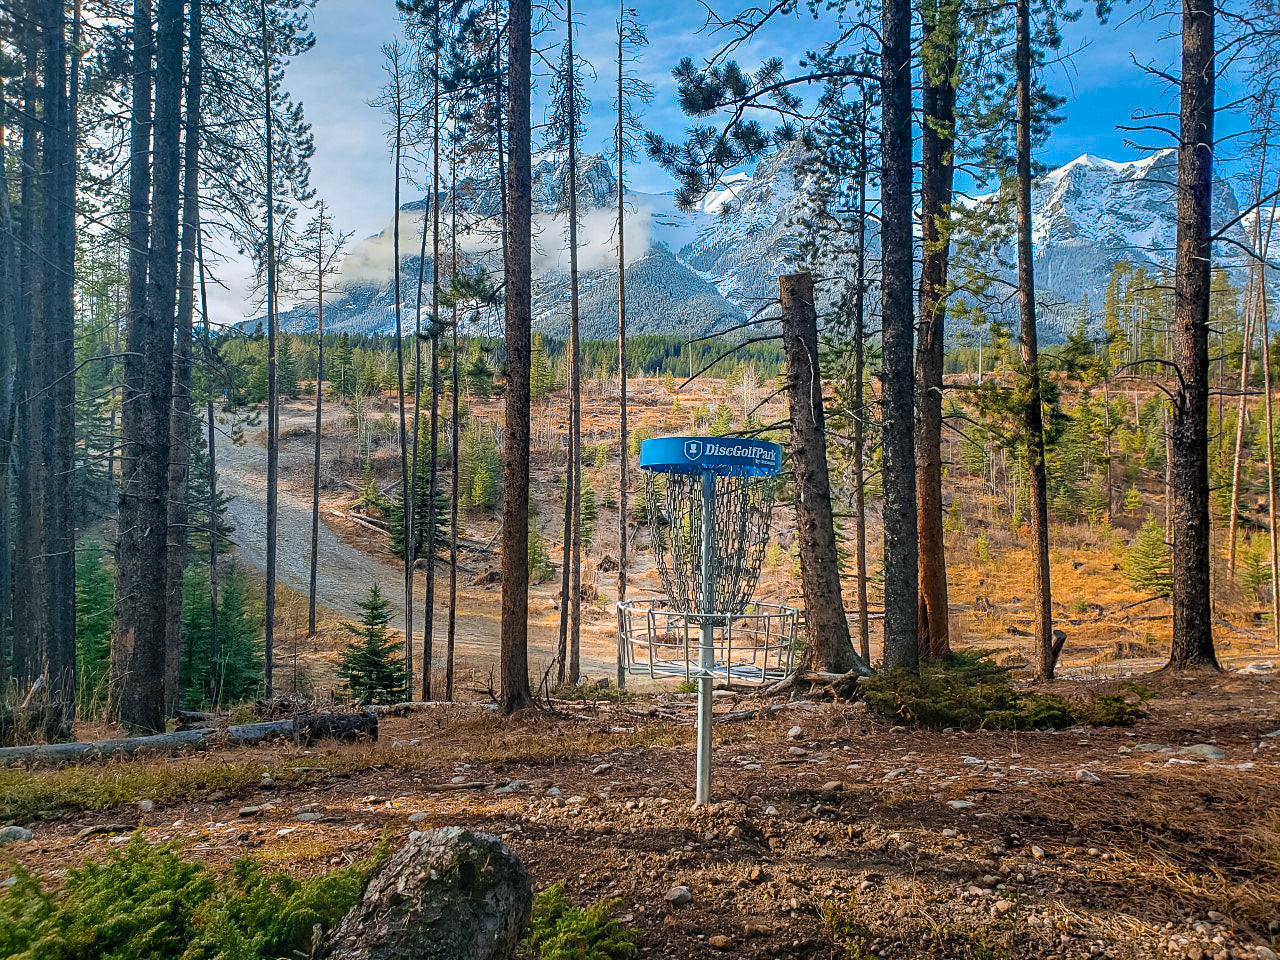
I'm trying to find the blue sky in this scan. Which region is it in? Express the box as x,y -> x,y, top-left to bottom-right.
285,2 -> 1248,244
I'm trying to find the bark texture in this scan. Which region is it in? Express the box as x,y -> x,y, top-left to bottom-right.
0,712 -> 377,764
319,828 -> 532,960
113,0 -> 173,734
1016,0 -> 1054,679
916,3 -> 957,661
500,0 -> 534,712
879,0 -> 919,672
780,273 -> 866,676
1167,0 -> 1218,669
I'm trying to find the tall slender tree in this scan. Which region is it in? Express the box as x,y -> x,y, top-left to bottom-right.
165,0 -> 205,716
1167,0 -> 1218,669
500,0 -> 534,713
916,0 -> 959,662
880,0 -> 919,672
112,0 -> 179,733
1014,0 -> 1053,679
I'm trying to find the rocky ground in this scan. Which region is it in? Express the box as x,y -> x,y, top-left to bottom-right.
3,671 -> 1279,959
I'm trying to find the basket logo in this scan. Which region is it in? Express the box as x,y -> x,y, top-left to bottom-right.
683,440 -> 703,460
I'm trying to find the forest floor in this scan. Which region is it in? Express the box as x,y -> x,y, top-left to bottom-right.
25,378 -> 1267,957
3,671 -> 1279,959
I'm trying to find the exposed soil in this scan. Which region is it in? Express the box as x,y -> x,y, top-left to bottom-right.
4,672 -> 1279,960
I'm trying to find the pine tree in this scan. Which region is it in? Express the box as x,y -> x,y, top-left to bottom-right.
337,584 -> 407,704
1124,516 -> 1173,597
212,567 -> 264,705
75,544 -> 115,716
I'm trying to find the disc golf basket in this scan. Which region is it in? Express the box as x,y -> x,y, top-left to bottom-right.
617,436 -> 797,803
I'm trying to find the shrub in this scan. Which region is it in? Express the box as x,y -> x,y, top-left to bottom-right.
524,884 -> 639,960
0,832 -> 384,960
860,651 -> 1146,731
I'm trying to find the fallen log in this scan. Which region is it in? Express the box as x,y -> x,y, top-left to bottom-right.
0,712 -> 378,765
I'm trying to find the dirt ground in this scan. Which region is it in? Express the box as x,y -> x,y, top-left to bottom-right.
4,671 -> 1279,960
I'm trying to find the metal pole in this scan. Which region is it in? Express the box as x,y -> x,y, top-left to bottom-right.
697,469 -> 715,804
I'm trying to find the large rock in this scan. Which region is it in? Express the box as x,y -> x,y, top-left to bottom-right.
319,827 -> 532,960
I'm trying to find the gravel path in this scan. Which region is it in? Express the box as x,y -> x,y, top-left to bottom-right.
216,418 -> 410,630
213,406 -> 617,675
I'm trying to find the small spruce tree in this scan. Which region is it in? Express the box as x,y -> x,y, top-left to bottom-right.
1123,516 -> 1173,597
337,584 -> 406,704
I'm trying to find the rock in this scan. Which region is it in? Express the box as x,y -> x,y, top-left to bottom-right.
1206,911 -> 1226,923
994,900 -> 1014,915
408,812 -> 430,823
883,768 -> 907,782
1255,947 -> 1277,960
665,886 -> 693,906
318,827 -> 531,960
1075,770 -> 1102,783
238,806 -> 262,817
788,746 -> 809,756
297,812 -> 325,822
744,923 -> 771,938
206,790 -> 228,802
748,867 -> 767,883
137,799 -> 154,813
947,800 -> 974,810
787,726 -> 804,740
962,756 -> 984,765
822,781 -> 844,793
890,725 -> 907,733
708,934 -> 733,949
0,826 -> 33,844
260,776 -> 276,790
1031,845 -> 1046,860
1180,744 -> 1226,760
1134,743 -> 1173,754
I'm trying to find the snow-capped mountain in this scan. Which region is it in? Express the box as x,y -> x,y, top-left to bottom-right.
269,147 -> 1256,344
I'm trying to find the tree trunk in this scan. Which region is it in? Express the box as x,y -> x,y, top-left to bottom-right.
1167,0 -> 1218,670
1016,0 -> 1054,680
11,55 -> 38,688
615,0 -> 630,679
853,108 -> 870,664
390,68 -> 413,691
37,0 -> 77,720
446,155 -> 460,702
198,236 -> 220,704
0,83 -> 16,690
915,2 -> 957,662
566,1 -> 583,687
262,0 -> 278,698
166,0 -> 202,715
113,0 -> 174,734
780,273 -> 869,676
0,712 -> 378,764
309,208 -> 326,635
879,0 -> 918,673
500,0 -> 534,713
423,37 -> 443,701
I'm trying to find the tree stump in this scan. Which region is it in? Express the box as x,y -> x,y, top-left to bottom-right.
318,828 -> 532,960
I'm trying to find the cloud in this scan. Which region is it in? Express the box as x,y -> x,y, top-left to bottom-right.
333,200 -> 657,288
